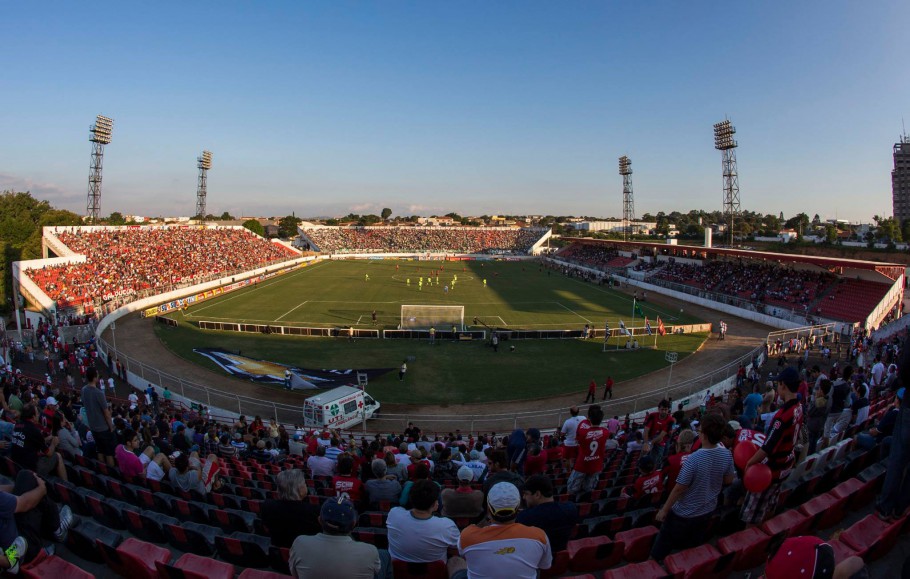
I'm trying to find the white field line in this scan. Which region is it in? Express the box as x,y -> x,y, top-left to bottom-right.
274,301 -> 309,322
189,261 -> 326,315
556,301 -> 593,324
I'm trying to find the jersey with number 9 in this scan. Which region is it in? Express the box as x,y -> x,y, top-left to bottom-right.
573,421 -> 609,474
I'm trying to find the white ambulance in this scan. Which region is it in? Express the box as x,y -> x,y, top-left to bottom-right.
302,386 -> 381,430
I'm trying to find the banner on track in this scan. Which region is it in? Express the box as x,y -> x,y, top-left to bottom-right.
193,347 -> 394,390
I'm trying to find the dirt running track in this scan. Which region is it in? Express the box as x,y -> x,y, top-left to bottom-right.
109,288 -> 774,433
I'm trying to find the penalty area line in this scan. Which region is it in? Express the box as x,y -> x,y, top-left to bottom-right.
555,302 -> 593,324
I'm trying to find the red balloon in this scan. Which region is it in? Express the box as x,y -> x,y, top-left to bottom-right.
743,464 -> 773,493
733,441 -> 759,471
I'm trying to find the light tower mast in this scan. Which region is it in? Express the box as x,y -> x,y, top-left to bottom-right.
86,115 -> 113,222
619,156 -> 634,241
713,119 -> 740,246
196,150 -> 212,219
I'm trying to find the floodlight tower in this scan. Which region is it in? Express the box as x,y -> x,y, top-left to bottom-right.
86,115 -> 114,222
619,156 -> 634,241
713,119 -> 740,246
196,150 -> 213,219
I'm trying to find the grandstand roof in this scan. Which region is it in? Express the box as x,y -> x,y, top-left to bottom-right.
572,239 -> 906,281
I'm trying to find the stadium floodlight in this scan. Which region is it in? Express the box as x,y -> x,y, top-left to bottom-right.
714,118 -> 740,246
618,155 -> 632,176
713,119 -> 737,151
196,150 -> 213,219
86,114 -> 114,222
619,156 -> 635,241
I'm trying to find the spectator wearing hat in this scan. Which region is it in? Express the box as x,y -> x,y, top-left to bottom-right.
441,466 -> 484,518
741,366 -> 804,525
764,536 -> 865,579
651,413 -> 734,560
260,469 -> 321,549
453,482 -> 551,579
387,480 -> 460,563
517,475 -> 578,552
454,450 -> 486,482
289,496 -> 386,579
365,459 -> 402,508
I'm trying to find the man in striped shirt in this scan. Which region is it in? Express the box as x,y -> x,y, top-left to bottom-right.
651,413 -> 734,560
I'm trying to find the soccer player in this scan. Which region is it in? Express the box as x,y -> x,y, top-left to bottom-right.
365,274 -> 369,282
371,310 -> 377,325
407,279 -> 410,286
444,285 -> 449,294
567,405 -> 609,498
483,279 -> 487,287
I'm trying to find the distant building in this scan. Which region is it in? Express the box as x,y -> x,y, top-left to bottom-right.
893,135 -> 910,223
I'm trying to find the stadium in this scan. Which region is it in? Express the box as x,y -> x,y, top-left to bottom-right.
3,4 -> 909,577
4,220 -> 906,577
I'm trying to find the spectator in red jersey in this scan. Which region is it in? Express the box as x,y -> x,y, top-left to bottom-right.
622,455 -> 663,502
741,366 -> 804,525
523,444 -> 547,476
584,379 -> 596,404
663,429 -> 696,494
332,455 -> 365,508
643,399 -> 675,466
567,405 -> 609,499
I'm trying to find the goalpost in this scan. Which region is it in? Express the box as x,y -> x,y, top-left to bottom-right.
401,305 -> 465,330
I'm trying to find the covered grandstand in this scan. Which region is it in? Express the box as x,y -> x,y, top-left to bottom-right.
555,239 -> 904,330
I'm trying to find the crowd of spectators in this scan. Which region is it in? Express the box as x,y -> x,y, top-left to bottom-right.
300,226 -> 545,255
24,227 -> 297,311
0,321 -> 901,577
651,260 -> 836,312
556,244 -> 636,270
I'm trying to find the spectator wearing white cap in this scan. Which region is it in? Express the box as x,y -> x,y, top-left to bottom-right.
453,482 -> 551,579
441,466 -> 484,518
387,479 -> 459,563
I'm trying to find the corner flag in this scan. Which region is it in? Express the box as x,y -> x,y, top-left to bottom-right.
634,301 -> 645,318
645,317 -> 653,335
657,316 -> 667,336
619,320 -> 629,335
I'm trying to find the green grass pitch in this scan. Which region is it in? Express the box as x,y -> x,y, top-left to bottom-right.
155,259 -> 708,404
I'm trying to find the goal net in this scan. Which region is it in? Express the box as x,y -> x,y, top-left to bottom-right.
401,305 -> 465,330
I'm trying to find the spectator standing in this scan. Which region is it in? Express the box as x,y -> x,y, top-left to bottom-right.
260,469 -> 321,548
823,366 -> 853,446
806,380 -> 831,456
517,475 -> 578,552
387,480 -> 460,563
81,368 -> 116,467
741,367 -> 803,525
560,407 -> 586,470
584,379 -> 596,404
454,482 -> 551,579
289,496 -> 385,579
740,387 -> 763,430
651,413 -> 734,560
567,405 -> 609,498
643,399 -> 675,466
877,362 -> 910,521
603,376 -> 614,400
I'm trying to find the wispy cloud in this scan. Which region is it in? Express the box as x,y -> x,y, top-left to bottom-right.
0,172 -> 82,208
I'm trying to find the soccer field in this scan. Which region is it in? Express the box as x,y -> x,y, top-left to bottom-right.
186,259 -> 702,330
156,259 -> 709,404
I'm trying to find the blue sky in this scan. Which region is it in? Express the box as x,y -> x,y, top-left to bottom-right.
1,1 -> 908,221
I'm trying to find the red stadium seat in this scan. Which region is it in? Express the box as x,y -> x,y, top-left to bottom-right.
22,555 -> 94,579
799,492 -> 848,529
603,560 -> 672,579
839,514 -> 905,562
831,477 -> 877,511
614,526 -> 659,563
97,537 -> 170,579
663,544 -> 734,579
156,553 -> 235,579
237,571 -> 293,579
761,508 -> 813,538
567,536 -> 625,572
717,526 -> 775,570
